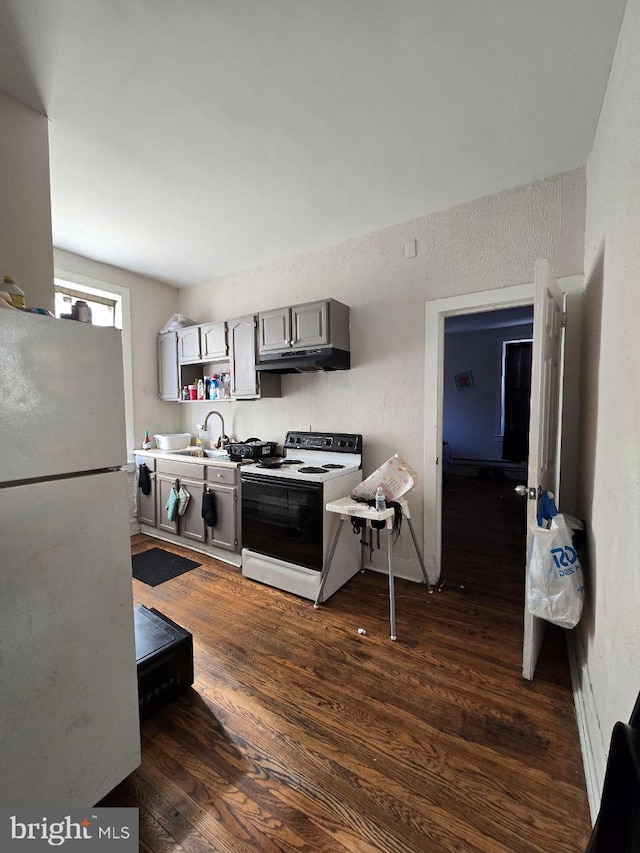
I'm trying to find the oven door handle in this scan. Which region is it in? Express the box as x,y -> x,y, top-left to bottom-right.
241,474 -> 324,494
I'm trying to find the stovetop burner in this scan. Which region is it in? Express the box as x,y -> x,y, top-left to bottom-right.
298,466 -> 329,474
282,459 -> 303,465
323,463 -> 345,469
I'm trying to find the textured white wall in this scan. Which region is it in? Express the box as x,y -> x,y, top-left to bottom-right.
179,170 -> 585,579
0,89 -> 54,312
580,0 -> 640,753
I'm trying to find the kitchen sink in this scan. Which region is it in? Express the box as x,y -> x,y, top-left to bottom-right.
169,449 -> 231,461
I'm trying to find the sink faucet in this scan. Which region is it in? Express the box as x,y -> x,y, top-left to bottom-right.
197,411 -> 227,449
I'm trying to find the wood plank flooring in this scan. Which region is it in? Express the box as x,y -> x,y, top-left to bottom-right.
101,477 -> 591,851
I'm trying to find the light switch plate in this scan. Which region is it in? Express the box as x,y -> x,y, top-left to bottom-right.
404,239 -> 417,259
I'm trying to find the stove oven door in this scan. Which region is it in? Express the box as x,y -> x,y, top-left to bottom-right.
241,474 -> 324,571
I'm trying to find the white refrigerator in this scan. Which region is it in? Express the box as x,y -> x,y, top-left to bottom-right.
0,310 -> 140,806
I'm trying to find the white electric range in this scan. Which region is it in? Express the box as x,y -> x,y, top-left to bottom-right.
241,431 -> 363,600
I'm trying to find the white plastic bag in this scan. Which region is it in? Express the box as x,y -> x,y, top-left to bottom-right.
160,313 -> 197,332
527,513 -> 585,629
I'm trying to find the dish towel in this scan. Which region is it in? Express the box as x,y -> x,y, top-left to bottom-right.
166,486 -> 179,522
201,490 -> 217,527
177,485 -> 191,516
138,463 -> 151,496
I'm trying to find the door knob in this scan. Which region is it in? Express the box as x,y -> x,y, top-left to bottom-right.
515,485 -> 538,500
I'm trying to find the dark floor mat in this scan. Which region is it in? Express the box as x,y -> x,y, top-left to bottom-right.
132,547 -> 200,587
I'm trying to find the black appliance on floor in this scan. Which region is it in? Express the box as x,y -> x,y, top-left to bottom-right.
134,606 -> 194,718
586,689 -> 640,851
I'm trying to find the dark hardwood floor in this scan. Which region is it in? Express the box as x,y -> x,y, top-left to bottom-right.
102,480 -> 591,851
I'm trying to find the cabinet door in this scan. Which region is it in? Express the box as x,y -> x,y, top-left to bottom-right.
258,307 -> 291,352
180,479 -> 206,543
206,485 -> 237,551
177,326 -> 201,363
291,300 -> 329,348
156,476 -> 179,535
157,332 -> 180,401
137,471 -> 156,527
229,316 -> 258,399
201,322 -> 228,360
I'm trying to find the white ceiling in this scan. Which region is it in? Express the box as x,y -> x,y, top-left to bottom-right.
0,1 -> 627,287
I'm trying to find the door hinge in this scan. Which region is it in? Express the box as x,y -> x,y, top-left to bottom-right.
234,538 -> 238,547
234,493 -> 238,502
561,311 -> 568,328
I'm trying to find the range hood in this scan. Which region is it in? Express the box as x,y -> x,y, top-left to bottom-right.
255,347 -> 350,374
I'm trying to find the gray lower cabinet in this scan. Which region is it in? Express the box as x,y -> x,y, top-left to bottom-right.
140,459 -> 240,556
157,332 -> 180,401
206,483 -> 237,551
179,478 -> 206,543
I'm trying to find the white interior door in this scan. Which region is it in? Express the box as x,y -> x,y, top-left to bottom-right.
522,258 -> 566,680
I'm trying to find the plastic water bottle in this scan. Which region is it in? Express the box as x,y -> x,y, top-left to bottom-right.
375,486 -> 386,512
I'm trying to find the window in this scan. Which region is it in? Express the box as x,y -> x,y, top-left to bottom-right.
499,337 -> 533,435
54,282 -> 121,328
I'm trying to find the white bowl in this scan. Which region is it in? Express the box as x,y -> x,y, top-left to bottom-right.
154,433 -> 192,450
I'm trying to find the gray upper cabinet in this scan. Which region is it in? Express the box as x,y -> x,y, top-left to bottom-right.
157,332 -> 180,401
229,315 -> 281,399
229,315 -> 259,399
259,307 -> 291,352
200,321 -> 227,360
291,300 -> 329,349
257,299 -> 349,354
177,326 -> 201,363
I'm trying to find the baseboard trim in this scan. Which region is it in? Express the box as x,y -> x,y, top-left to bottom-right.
567,630 -> 606,825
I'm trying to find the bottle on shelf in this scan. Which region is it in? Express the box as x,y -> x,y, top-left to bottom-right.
2,275 -> 26,309
182,386 -> 189,401
197,378 -> 205,400
375,486 -> 386,512
209,374 -> 219,400
142,429 -> 151,450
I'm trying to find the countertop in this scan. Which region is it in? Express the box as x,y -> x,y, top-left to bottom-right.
134,448 -> 249,469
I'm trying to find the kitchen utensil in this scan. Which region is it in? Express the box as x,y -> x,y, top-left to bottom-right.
226,439 -> 278,460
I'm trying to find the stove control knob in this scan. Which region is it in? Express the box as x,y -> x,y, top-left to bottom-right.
324,438 -> 332,446
346,440 -> 353,447
337,440 -> 346,447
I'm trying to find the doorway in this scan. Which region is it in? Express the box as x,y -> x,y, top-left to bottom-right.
440,306 -> 533,604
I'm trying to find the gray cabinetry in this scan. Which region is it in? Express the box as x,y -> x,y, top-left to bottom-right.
258,307 -> 290,352
229,315 -> 258,398
157,332 -> 180,401
141,458 -> 241,557
200,322 -> 227,360
205,483 -> 237,551
177,326 -> 201,363
257,299 -> 348,354
180,478 -> 206,543
291,300 -> 329,348
135,456 -> 156,527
